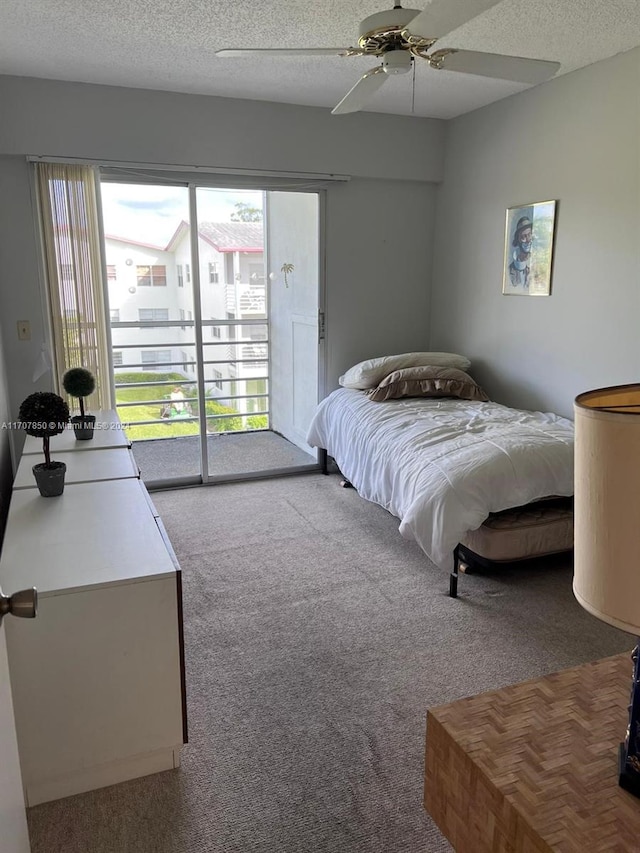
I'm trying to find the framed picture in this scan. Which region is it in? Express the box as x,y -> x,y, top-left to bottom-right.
502,200 -> 557,296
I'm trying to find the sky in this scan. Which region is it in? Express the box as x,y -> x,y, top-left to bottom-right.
100,183 -> 263,246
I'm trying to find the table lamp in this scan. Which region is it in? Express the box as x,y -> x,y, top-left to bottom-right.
574,384 -> 640,797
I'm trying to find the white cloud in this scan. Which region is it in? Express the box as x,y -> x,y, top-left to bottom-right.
100,183 -> 263,245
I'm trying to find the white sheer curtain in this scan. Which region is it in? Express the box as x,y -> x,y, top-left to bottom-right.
36,162 -> 112,411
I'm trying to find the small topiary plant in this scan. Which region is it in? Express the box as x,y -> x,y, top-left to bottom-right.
18,392 -> 70,468
62,367 -> 95,419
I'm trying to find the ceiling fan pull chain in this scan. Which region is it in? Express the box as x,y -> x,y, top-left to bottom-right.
411,59 -> 416,114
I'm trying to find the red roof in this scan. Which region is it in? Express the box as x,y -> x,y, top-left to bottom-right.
106,220 -> 263,253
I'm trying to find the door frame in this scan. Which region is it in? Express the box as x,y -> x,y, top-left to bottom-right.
0,621 -> 31,853
97,175 -> 327,489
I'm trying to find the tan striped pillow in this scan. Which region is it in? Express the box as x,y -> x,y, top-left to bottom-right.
367,366 -> 489,403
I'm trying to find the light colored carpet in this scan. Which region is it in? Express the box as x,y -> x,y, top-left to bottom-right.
27,474 -> 631,852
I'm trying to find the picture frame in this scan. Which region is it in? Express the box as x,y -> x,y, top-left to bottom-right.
502,200 -> 557,296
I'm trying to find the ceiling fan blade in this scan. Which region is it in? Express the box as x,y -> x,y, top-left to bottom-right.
331,67 -> 388,115
216,47 -> 356,57
405,0 -> 503,40
433,49 -> 561,84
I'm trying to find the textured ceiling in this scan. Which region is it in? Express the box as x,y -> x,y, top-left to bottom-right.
1,0 -> 639,119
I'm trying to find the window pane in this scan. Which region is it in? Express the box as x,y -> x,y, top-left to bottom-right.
141,349 -> 171,366
152,265 -> 167,286
138,308 -> 169,321
137,265 -> 151,286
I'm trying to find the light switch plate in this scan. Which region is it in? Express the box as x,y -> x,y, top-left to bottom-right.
17,321 -> 31,341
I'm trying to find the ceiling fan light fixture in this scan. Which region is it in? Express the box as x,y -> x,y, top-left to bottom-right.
383,49 -> 412,75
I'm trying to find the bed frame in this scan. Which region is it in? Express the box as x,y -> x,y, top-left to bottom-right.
450,496 -> 574,597
319,449 -> 573,599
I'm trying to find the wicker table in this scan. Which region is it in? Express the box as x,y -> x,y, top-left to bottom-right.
424,652 -> 640,852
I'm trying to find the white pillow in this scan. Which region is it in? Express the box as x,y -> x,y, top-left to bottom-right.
339,352 -> 471,390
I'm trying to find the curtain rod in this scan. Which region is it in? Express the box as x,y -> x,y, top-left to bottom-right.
26,155 -> 351,182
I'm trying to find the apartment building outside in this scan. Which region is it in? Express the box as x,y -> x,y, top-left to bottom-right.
106,220 -> 267,423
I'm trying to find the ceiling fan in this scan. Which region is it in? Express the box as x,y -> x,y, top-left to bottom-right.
215,0 -> 560,114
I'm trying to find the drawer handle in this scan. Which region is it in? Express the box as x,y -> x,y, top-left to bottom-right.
0,588 -> 38,626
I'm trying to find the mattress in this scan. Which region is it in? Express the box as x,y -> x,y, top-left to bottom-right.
459,499 -> 574,563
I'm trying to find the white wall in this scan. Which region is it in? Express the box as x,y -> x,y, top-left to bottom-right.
325,177 -> 437,384
429,48 -> 640,420
0,75 -> 444,426
0,77 -> 444,182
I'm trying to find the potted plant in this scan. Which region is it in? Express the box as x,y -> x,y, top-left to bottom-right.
63,367 -> 96,440
18,392 -> 70,497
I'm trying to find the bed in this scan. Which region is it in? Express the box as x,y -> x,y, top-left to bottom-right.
306,357 -> 574,596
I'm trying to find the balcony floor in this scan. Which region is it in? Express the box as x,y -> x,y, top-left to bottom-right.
131,430 -> 316,483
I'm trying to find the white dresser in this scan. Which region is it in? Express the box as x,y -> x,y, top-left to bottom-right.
13,446 -> 139,489
0,421 -> 187,806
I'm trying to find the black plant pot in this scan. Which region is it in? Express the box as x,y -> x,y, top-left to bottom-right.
32,461 -> 66,497
72,414 -> 96,441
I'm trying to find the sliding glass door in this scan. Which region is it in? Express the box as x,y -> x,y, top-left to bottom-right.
100,182 -> 202,481
99,179 -> 321,485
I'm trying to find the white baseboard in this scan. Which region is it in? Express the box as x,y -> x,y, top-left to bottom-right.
25,745 -> 183,807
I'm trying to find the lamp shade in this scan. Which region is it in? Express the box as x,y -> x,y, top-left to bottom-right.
574,384 -> 640,635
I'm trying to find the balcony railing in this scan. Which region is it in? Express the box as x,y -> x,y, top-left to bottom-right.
111,318 -> 270,441
225,282 -> 266,315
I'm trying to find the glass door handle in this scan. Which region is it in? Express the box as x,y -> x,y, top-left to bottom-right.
0,587 -> 38,626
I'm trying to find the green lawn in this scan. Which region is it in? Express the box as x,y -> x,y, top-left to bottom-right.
115,372 -> 266,441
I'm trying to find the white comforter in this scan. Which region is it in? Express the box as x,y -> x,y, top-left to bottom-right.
306,389 -> 574,570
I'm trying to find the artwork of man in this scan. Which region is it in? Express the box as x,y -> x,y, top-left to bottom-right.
502,201 -> 556,296
508,216 -> 533,289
